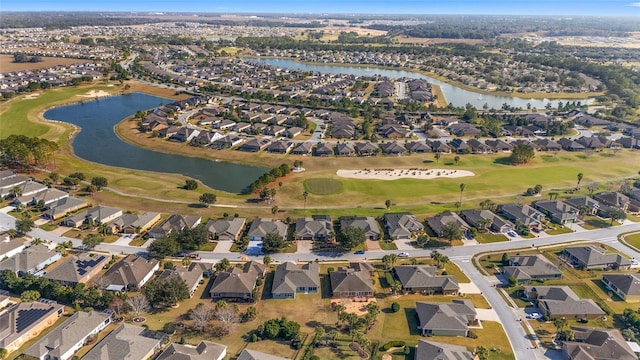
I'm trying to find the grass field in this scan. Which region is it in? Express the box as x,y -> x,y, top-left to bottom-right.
0,55 -> 89,73
622,232 -> 640,250
304,178 -> 344,195
475,233 -> 509,244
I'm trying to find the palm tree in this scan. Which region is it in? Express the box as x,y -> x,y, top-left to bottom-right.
271,206 -> 279,220
434,152 -> 441,164
459,183 -> 466,208
303,191 -> 308,210
431,250 -> 442,267
576,173 -> 584,189
263,255 -> 272,268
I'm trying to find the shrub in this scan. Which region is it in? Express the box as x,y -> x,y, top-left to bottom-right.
391,302 -> 400,313
250,333 -> 258,342
467,330 -> 478,339
256,278 -> 263,286
381,340 -> 406,351
404,346 -> 411,355
163,322 -> 177,334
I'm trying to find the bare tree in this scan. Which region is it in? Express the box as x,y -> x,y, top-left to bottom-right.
109,297 -> 128,317
215,303 -> 240,332
127,295 -> 149,317
191,304 -> 215,332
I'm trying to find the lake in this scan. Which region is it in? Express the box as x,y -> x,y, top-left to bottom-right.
44,93 -> 267,193
249,58 -> 595,109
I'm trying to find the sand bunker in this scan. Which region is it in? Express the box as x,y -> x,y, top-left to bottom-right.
337,168 -> 475,180
24,93 -> 40,99
78,90 -> 111,98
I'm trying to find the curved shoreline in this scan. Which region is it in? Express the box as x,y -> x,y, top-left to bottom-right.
252,56 -> 602,101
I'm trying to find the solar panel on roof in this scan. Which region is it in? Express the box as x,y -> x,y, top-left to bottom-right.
75,255 -> 107,276
16,308 -> 50,333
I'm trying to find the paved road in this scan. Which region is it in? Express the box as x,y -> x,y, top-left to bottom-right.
4,210 -> 640,360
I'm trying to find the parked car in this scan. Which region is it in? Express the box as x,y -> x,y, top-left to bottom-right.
526,312 -> 542,319
507,231 -> 518,237
631,258 -> 638,265
354,250 -> 365,255
398,252 -> 410,257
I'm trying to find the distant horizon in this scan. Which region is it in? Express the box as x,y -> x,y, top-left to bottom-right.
3,0 -> 640,17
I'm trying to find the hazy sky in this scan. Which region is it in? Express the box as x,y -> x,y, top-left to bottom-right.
4,0 -> 640,16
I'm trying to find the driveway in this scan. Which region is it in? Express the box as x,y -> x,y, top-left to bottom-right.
476,308 -> 501,322
296,240 -> 313,254
458,282 -> 482,294
214,241 -> 233,254
394,239 -> 415,251
366,240 -> 382,251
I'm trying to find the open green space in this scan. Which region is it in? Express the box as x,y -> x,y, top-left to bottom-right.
582,216 -> 620,230
623,232 -> 640,250
475,233 -> 509,244
303,178 -> 344,195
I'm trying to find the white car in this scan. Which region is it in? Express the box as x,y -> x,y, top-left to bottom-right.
526,312 -> 542,319
631,259 -> 638,265
398,252 -> 410,257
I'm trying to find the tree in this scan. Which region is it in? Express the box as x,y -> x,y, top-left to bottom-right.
8,186 -> 22,198
586,182 -> 599,196
576,172 -> 584,189
479,199 -> 497,211
454,155 -> 460,165
476,346 -> 489,360
302,191 -> 309,210
20,289 -> 41,302
15,212 -> 34,235
215,302 -> 240,332
434,152 -> 441,164
191,304 -> 215,331
385,199 -> 392,210
127,295 -> 149,317
608,207 -> 627,225
390,280 -> 403,294
90,176 -> 108,190
82,233 -> 102,250
215,258 -> 230,273
262,232 -> 286,253
337,226 -> 366,250
199,193 -> 216,207
148,236 -> 179,259
271,205 -> 279,219
459,183 -> 466,207
510,144 -> 535,165
263,255 -> 272,268
143,277 -> 189,307
184,179 -> 198,190
501,252 -> 510,265
441,222 -> 464,241
243,306 -> 258,322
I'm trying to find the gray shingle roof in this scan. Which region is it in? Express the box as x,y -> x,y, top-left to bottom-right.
602,273 -> 640,297
0,244 -> 60,274
415,300 -> 476,332
394,265 -> 459,292
44,253 -> 109,285
156,340 -> 227,360
564,245 -> 631,268
82,323 -> 165,360
247,218 -> 288,240
415,339 -> 475,360
503,255 -> 562,281
237,348 -> 288,360
563,327 -> 636,360
271,262 -> 320,295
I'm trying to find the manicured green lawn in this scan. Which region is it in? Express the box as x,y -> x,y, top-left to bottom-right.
128,237 -> 147,246
623,232 -> 640,250
304,178 -> 344,195
582,216 -> 619,230
379,240 -> 398,250
198,242 -> 217,251
475,233 -> 509,244
544,225 -> 573,235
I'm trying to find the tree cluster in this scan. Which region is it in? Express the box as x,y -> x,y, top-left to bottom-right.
148,224 -> 210,258
143,276 -> 189,307
0,135 -> 59,168
336,226 -> 366,250
247,164 -> 291,194
251,317 -> 303,349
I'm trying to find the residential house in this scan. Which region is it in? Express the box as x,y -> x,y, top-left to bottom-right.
23,311 -> 111,360
329,265 -> 374,299
271,262 -> 320,299
393,265 -> 459,295
156,340 -> 227,360
209,261 -> 266,301
602,273 -> 640,302
563,197 -> 609,218
205,217 -> 246,241
0,171 -> 29,197
594,192 -> 640,213
44,253 -> 110,286
63,205 -> 123,228
405,141 -> 431,153
149,214 -> 202,239
82,323 -> 166,360
484,139 -> 513,152
459,209 -> 514,233
466,138 -> 491,154
425,211 -> 470,238
563,327 -> 636,360
351,142 -> 377,156
576,136 -> 605,150
447,123 -> 481,137
267,140 -> 293,154
211,135 -> 243,149
563,245 -> 631,270
383,212 -> 424,240
0,244 -> 61,276
314,142 -> 335,156
335,142 -> 356,156
110,212 -> 161,234
340,217 -> 381,240
522,286 -> 605,320
448,139 -> 470,154
101,254 -> 160,291
43,196 -> 88,220
430,141 -> 452,153
291,142 -> 313,155
532,200 -> 578,225
534,138 -> 562,152
11,181 -> 48,204
287,127 -> 304,138
502,255 -> 562,285
0,237 -> 25,259
159,264 -> 205,297
295,216 -> 333,240
238,138 -> 271,152
380,142 -> 407,155
0,300 -> 65,354
247,218 -> 288,241
378,124 -> 409,139
414,340 -> 476,360
237,349 -> 288,360
558,138 -> 586,152
170,128 -> 200,143
499,203 -> 545,229
415,300 -> 477,337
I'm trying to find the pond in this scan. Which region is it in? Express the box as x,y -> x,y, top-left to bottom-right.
44,93 -> 267,193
